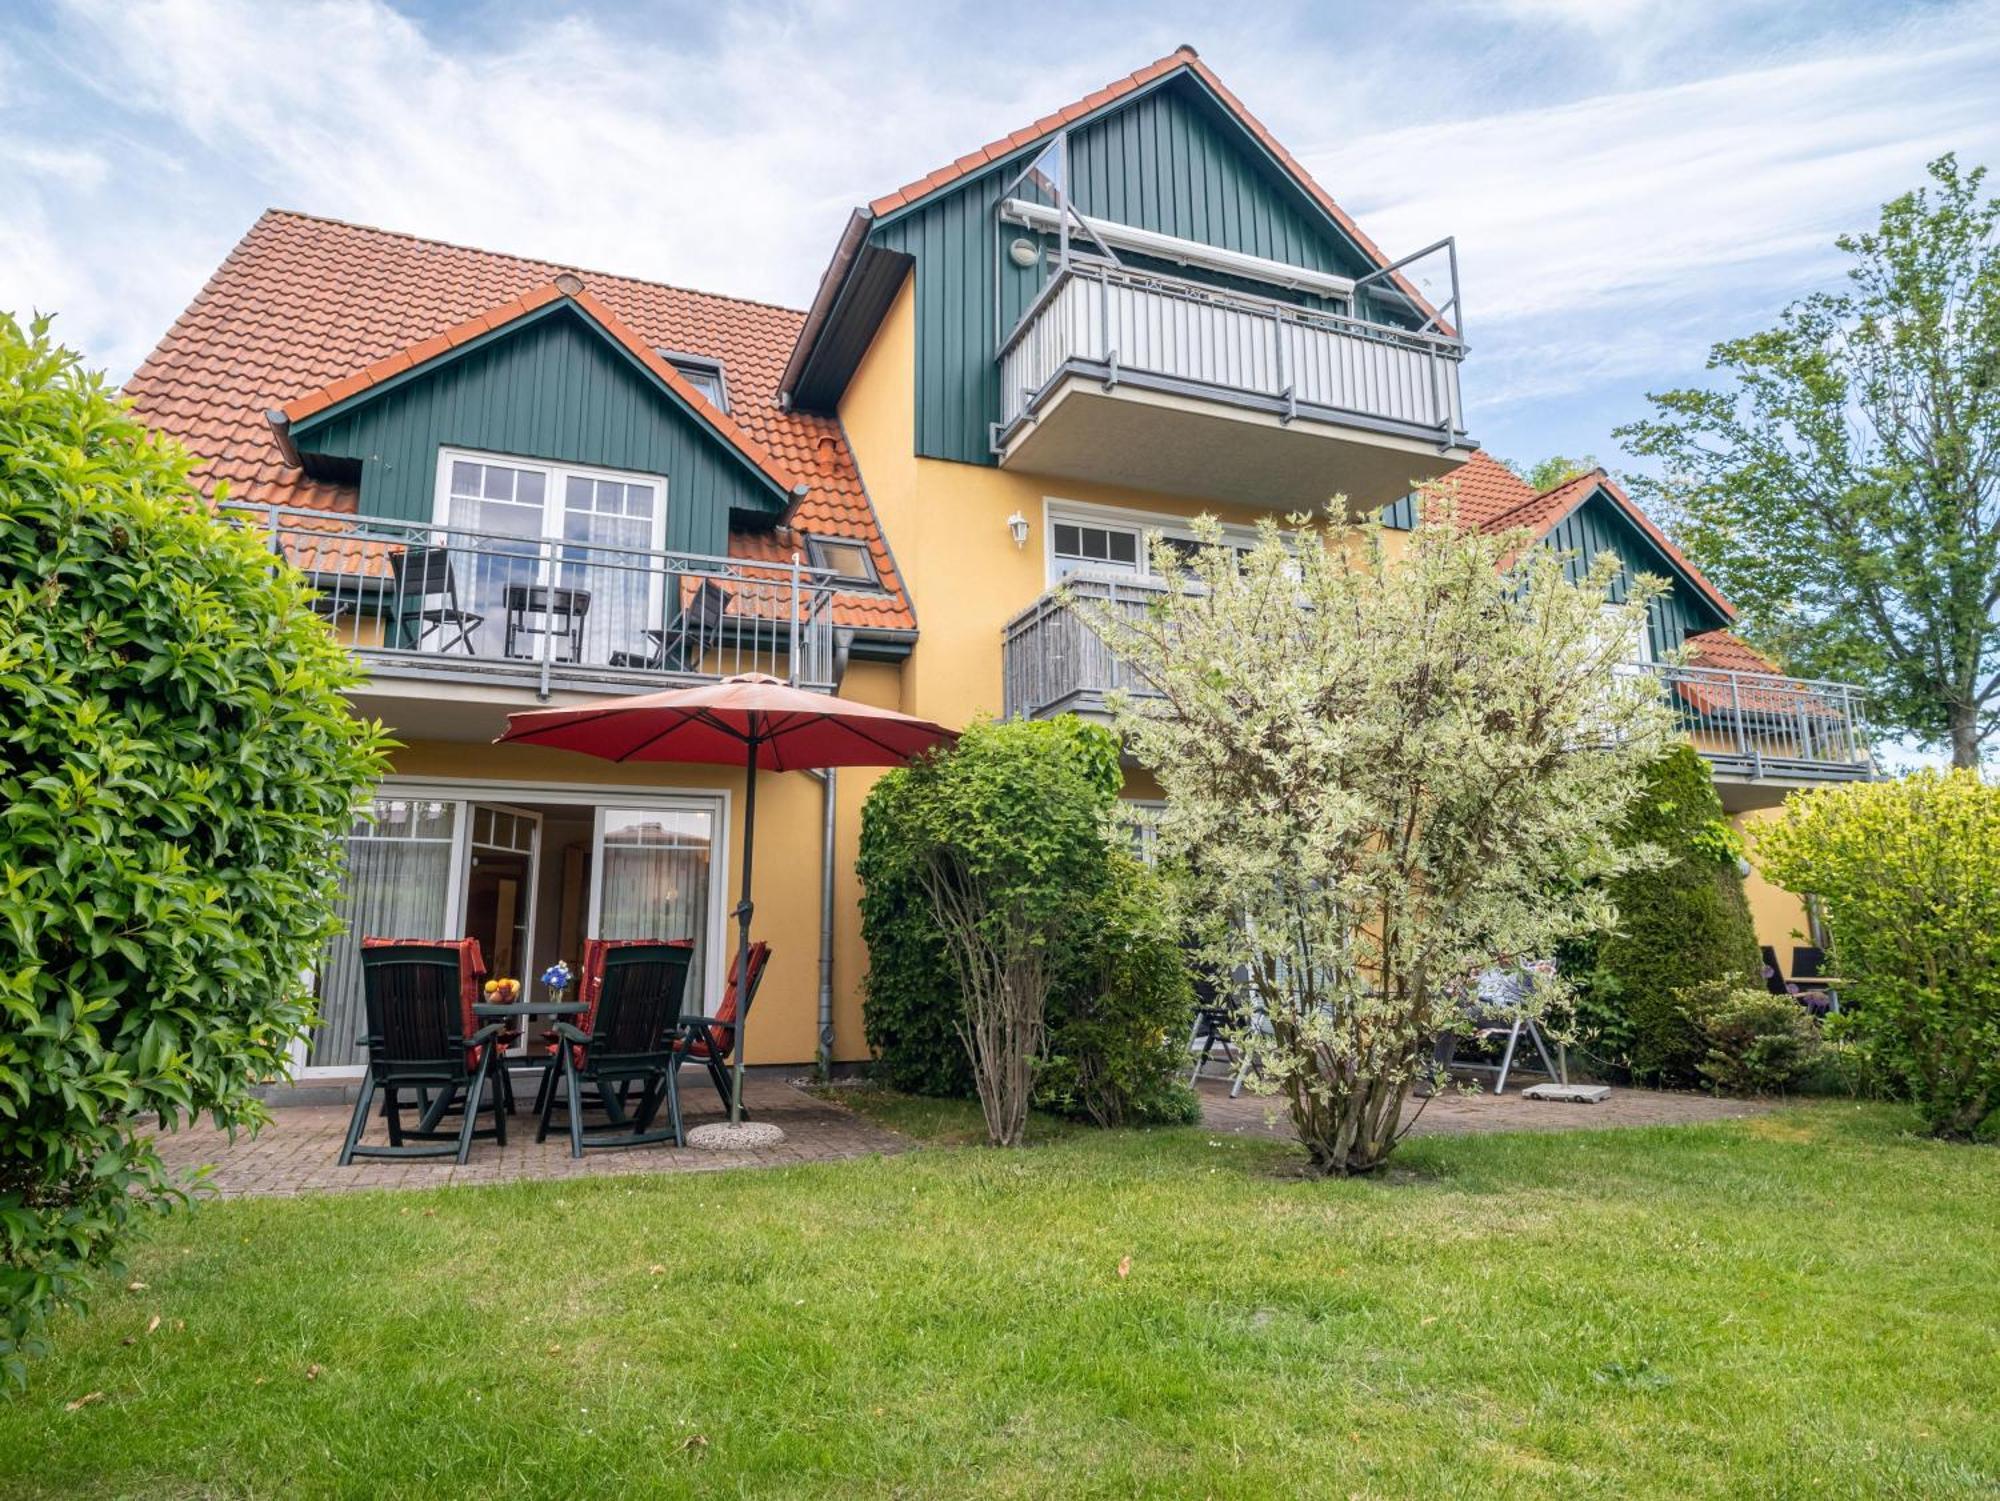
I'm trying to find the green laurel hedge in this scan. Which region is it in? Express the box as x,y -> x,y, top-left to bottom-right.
856,716 -> 1196,1126
0,314 -> 387,1384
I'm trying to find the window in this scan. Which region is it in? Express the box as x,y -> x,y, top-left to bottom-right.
431,448 -> 667,665
661,351 -> 728,412
805,535 -> 880,587
1051,520 -> 1142,578
1045,502 -> 1262,586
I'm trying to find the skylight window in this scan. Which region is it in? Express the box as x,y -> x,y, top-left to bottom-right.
660,350 -> 729,413
805,535 -> 880,587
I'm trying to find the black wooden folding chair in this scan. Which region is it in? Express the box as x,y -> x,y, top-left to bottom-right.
389,544 -> 482,654
338,945 -> 507,1165
537,942 -> 694,1156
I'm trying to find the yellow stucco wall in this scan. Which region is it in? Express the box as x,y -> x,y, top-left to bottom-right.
841,271 -> 1364,734
375,657 -> 902,1066
1731,806 -> 1814,961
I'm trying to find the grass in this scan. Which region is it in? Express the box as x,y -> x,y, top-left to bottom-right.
7,1097 -> 1996,1499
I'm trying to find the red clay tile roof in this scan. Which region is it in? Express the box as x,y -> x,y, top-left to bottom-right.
1422,453 -> 1734,620
866,45 -> 1449,335
1685,629 -> 1779,675
126,209 -> 913,633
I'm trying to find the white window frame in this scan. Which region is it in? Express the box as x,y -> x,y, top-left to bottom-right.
290,776 -> 730,1081
432,446 -> 670,556
1042,496 -> 1263,588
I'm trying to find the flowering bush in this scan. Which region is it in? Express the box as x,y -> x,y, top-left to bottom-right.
1081,500 -> 1674,1174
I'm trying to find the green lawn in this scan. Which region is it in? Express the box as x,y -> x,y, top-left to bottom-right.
8,1099 -> 1996,1499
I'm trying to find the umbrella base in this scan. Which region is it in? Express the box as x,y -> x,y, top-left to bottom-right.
686,1120 -> 787,1151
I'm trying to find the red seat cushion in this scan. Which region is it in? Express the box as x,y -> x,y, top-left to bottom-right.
679,941 -> 769,1061
567,938 -> 693,1067
361,936 -> 488,1068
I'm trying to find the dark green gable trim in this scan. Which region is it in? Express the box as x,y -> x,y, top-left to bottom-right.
291,302 -> 786,556
1374,484 -> 1728,657
1543,488 -> 1729,658
830,69 -> 1399,464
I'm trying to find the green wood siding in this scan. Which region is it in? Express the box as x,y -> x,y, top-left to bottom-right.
870,72 -> 1385,467
1375,487 -> 1725,655
292,305 -> 780,556
1543,490 -> 1728,657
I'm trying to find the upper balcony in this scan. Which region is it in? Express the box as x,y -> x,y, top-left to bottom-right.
1002,576 -> 1875,795
994,258 -> 1472,513
227,503 -> 843,724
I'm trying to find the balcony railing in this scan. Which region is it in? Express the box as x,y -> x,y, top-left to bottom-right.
996,261 -> 1467,450
226,503 -> 842,697
1003,578 -> 1873,780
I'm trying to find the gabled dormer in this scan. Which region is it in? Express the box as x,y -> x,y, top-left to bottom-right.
782,46 -> 1473,511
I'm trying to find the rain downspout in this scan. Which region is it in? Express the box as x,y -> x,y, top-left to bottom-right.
813,766 -> 837,1081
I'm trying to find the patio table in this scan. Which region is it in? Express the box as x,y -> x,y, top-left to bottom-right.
473,1001 -> 589,1022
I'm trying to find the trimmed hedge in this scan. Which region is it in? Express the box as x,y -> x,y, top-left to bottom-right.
0,314 -> 387,1384
857,717 -> 1196,1126
1577,745 -> 1762,1084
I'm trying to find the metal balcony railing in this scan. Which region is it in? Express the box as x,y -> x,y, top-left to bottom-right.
1002,578 -> 1873,779
996,261 -> 1468,450
226,503 -> 842,697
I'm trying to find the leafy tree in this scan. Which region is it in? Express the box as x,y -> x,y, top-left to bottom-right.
1509,454 -> 1599,492
0,313 -> 387,1384
858,717 -> 1194,1146
1617,155 -> 2000,767
1576,745 -> 1763,1084
1082,502 -> 1675,1175
1755,770 -> 2000,1140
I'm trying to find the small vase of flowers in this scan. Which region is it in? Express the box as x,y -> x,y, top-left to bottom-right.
540,961 -> 573,1002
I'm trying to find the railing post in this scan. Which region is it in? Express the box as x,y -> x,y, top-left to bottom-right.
788,554 -> 803,687
537,536 -> 556,701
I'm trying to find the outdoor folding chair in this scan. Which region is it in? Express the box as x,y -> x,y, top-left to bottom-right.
609,578 -> 733,671
389,544 -> 482,654
537,942 -> 695,1156
338,945 -> 507,1166
669,940 -> 770,1117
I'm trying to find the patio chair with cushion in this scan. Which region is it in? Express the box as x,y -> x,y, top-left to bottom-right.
537,941 -> 695,1156
361,936 -> 519,1118
669,940 -> 770,1118
339,944 -> 507,1166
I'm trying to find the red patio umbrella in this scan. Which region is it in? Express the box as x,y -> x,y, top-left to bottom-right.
496,674 -> 956,1128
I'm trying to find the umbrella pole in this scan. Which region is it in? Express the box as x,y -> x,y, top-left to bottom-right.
729,733 -> 757,1125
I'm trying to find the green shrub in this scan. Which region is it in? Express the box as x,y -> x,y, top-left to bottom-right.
857,717 -> 1196,1130
1756,771 -> 2000,1140
1698,989 -> 1823,1095
0,313 -> 388,1384
1037,856 -> 1200,1128
1582,746 -> 1762,1080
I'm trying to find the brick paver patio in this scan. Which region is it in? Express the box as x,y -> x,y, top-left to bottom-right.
151,1074 -> 907,1198
1196,1074 -> 1775,1139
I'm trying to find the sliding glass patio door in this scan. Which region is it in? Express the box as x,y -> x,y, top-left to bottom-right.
308,797 -> 463,1068
590,804 -> 720,1011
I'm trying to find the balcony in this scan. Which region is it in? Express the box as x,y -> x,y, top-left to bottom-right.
228,504 -> 842,712
995,262 -> 1472,512
1002,578 -> 1874,791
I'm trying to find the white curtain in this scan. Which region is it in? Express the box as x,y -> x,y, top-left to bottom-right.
597,807 -> 713,1006
310,799 -> 459,1067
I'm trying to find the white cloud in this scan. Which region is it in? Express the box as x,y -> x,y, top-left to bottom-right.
0,0 -> 1994,452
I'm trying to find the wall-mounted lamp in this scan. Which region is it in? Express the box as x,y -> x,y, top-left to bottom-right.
1006,511 -> 1030,548
1008,237 -> 1041,269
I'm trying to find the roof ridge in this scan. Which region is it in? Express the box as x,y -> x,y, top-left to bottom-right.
254,207 -> 812,321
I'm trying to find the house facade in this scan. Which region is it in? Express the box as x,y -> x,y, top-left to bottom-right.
127,47 -> 1869,1077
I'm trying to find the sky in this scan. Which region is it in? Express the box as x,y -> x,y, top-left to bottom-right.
2,0 -> 1997,474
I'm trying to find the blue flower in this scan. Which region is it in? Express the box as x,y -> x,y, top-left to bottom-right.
540,961 -> 573,992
